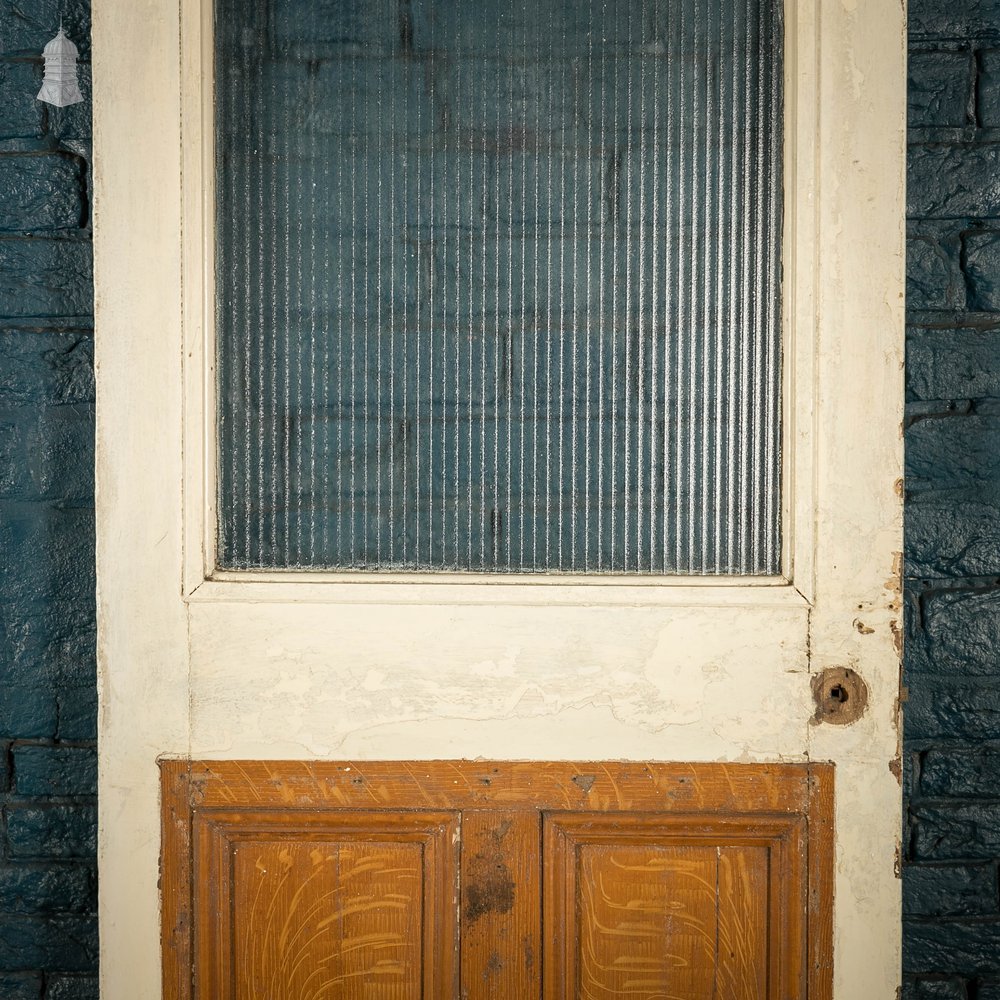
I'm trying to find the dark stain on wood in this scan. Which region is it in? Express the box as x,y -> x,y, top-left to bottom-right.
464,850 -> 515,923
483,951 -> 503,980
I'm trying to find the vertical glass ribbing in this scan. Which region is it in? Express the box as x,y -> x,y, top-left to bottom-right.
215,0 -> 784,574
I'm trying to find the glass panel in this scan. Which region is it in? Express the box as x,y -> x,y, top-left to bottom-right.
215,0 -> 783,573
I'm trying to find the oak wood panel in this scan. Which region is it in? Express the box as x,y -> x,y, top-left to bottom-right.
180,760 -> 817,814
716,847 -> 770,1000
160,760 -> 834,1000
161,761 -> 194,1000
459,810 -> 541,999
192,809 -> 458,1000
542,812 -> 807,1000
807,770 -> 835,1000
231,840 -> 423,999
577,845 -> 720,1000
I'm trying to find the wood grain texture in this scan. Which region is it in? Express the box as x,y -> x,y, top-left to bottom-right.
231,840 -> 423,999
460,810 -> 541,999
183,760 -> 814,813
543,812 -> 809,1000
716,847 -> 769,1000
161,760 -> 834,999
577,844 -> 719,1000
193,810 -> 458,999
807,766 -> 835,1000
160,759 -> 194,1000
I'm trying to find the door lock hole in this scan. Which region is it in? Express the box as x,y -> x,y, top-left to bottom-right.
812,668 -> 868,726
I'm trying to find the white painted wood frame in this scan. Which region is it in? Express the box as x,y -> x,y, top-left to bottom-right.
93,0 -> 906,995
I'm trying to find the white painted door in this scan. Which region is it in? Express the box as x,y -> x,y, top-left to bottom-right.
93,0 -> 905,996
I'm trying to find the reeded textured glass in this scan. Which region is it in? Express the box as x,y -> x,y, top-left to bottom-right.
215,0 -> 783,573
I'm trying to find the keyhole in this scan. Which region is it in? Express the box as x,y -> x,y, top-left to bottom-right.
829,684 -> 848,704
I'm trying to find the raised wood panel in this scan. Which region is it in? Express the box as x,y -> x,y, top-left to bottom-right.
161,761 -> 833,1000
543,812 -> 806,1000
230,840 -> 423,999
193,810 -> 459,1000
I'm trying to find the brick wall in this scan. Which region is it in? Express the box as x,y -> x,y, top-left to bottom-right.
905,1 -> 1000,996
0,0 -> 98,997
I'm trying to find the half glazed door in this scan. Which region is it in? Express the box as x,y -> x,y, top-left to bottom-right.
93,0 -> 905,996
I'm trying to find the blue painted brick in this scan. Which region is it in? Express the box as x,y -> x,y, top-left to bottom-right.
0,503 -> 94,608
902,977 -> 970,1000
906,490 -> 1000,577
0,406 -> 93,501
907,413 -> 1000,489
0,972 -> 43,1000
0,740 -> 10,791
910,0 -> 1000,40
0,239 -> 93,318
0,61 -> 44,140
13,746 -> 97,797
904,918 -> 1000,974
6,805 -> 97,859
0,915 -> 97,971
906,679 -> 1000,740
27,406 -> 94,501
904,863 -> 998,916
981,50 -> 1000,128
0,330 -> 94,406
909,50 -> 972,128
54,688 -> 96,742
45,977 -> 98,1000
0,865 -> 95,914
0,412 -> 21,494
907,589 -> 1000,676
908,144 -> 1000,219
907,327 -> 1000,402
0,0 -> 90,59
923,747 -> 1000,796
0,687 -> 57,740
912,802 -> 1000,860
907,234 -> 966,310
0,155 -> 86,233
964,231 -> 1000,310
0,602 -> 96,692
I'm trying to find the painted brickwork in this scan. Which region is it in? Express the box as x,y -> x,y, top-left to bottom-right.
0,0 -> 98,997
905,1 -> 1000,996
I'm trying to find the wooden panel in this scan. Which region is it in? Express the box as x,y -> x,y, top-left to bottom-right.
459,810 -> 541,999
577,845 -> 720,999
717,847 -> 770,1000
191,809 -> 458,1000
231,840 -> 423,999
542,812 -> 803,1000
160,761 -> 833,1000
180,760 -> 817,813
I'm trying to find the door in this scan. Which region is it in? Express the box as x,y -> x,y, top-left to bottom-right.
93,0 -> 905,996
